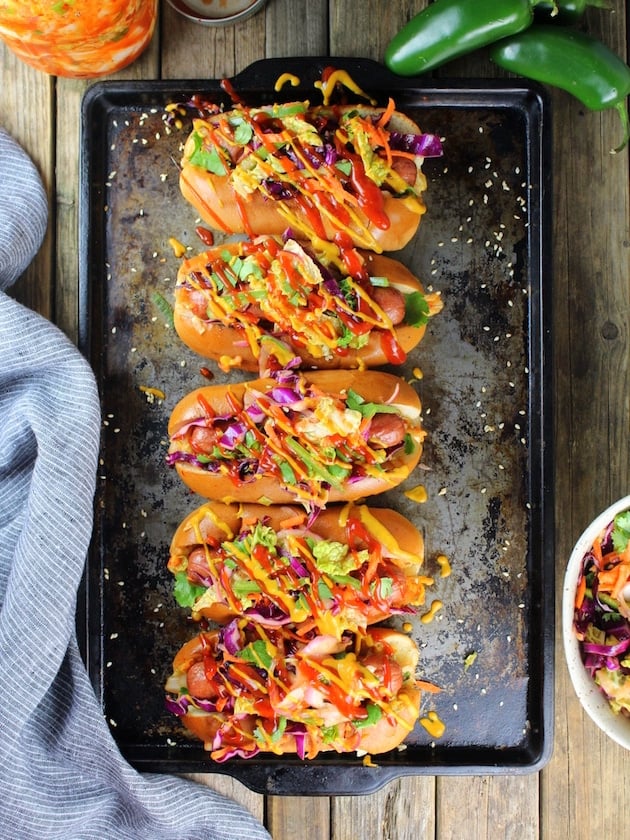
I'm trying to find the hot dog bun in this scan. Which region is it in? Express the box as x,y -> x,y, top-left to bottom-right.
167,370 -> 425,506
173,236 -> 442,371
179,102 -> 442,253
165,622 -> 422,760
168,500 -> 430,635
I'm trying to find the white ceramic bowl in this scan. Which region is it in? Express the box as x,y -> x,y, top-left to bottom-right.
563,494 -> 630,749
166,0 -> 267,26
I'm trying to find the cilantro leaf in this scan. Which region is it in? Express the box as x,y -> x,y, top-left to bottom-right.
613,511 -> 630,553
239,639 -> 273,671
173,572 -> 206,609
189,132 -> 228,175
233,120 -> 254,145
404,291 -> 430,328
335,159 -> 352,176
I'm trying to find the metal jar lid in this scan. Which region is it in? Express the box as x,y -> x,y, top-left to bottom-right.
166,0 -> 268,26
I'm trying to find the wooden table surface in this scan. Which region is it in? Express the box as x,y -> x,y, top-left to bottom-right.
2,2 -> 629,838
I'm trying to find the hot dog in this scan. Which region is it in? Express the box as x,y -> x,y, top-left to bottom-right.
167,369 -> 425,506
165,622 -> 422,760
179,100 -> 443,253
173,235 -> 443,371
168,500 -> 432,636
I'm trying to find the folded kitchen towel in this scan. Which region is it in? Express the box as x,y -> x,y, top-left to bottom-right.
0,128 -> 271,840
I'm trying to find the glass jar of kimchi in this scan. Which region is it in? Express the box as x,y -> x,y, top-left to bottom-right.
0,1 -> 157,78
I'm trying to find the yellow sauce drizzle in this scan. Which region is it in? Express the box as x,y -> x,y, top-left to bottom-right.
218,354 -> 244,372
404,484 -> 428,503
436,554 -> 451,578
274,73 -> 300,92
420,710 -> 445,739
168,236 -> 187,258
314,69 -> 377,106
420,600 -> 443,624
138,385 -> 165,401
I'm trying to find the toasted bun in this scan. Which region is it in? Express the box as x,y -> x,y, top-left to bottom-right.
173,237 -> 440,371
168,500 -> 427,632
179,104 -> 430,253
167,370 -> 424,505
166,624 -> 422,759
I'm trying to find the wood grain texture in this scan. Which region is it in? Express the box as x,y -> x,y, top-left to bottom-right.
332,777 -> 436,840
0,41 -> 54,318
437,775 -> 539,839
267,795 -> 330,839
541,4 -> 630,839
184,772 -> 265,822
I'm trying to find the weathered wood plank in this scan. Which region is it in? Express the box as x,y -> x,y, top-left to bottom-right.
541,3 -> 630,838
184,772 -> 265,823
330,0 -> 421,61
0,41 -> 54,319
267,795 -> 331,839
332,777 -> 436,840
436,775 -> 539,839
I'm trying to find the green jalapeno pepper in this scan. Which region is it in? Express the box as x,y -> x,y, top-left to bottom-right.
489,25 -> 630,152
534,0 -> 610,25
384,0 -> 545,77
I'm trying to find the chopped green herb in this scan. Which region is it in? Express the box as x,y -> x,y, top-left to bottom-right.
335,159 -> 352,176
173,572 -> 206,609
239,639 -> 273,670
151,292 -> 174,328
464,651 -> 478,671
354,703 -> 383,729
346,388 -> 399,419
279,459 -> 297,485
188,132 -> 228,175
404,291 -> 430,327
270,716 -> 288,743
612,511 -> 630,552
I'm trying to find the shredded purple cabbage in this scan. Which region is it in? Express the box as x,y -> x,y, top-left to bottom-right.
165,695 -> 190,716
220,619 -> 242,655
389,131 -> 443,158
268,386 -> 301,406
219,422 -> 247,449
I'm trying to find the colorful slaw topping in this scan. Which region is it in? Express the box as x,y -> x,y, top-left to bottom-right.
574,510 -> 630,713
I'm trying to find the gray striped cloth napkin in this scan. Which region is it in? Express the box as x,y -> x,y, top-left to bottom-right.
0,128 -> 271,840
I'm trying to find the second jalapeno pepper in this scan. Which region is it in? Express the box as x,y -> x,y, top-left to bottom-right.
490,25 -> 630,152
534,0 -> 610,25
384,0 -> 543,77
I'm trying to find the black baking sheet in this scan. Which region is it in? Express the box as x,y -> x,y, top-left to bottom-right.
79,57 -> 554,795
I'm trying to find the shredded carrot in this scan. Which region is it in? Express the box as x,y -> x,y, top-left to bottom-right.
376,97 -> 396,129
595,556 -> 630,599
591,533 -> 604,568
575,574 -> 587,610
278,512 -> 307,530
416,679 -> 441,694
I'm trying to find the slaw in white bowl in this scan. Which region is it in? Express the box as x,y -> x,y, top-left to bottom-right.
563,494 -> 630,749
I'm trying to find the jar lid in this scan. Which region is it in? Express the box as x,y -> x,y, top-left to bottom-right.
166,0 -> 267,26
